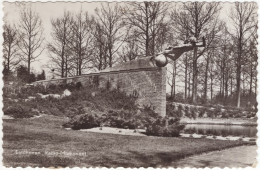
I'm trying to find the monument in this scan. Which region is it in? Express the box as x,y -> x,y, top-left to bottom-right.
33,37 -> 205,116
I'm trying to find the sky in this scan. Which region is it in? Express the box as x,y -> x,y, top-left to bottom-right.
3,1 -> 242,93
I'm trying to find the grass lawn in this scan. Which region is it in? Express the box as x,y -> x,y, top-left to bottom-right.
3,115 -> 253,168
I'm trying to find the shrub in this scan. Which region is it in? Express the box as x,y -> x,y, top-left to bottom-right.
190,106 -> 198,119
146,117 -> 185,137
4,105 -> 26,116
103,115 -> 125,128
177,105 -> 184,117
207,109 -> 215,119
121,119 -> 138,129
100,109 -> 147,129
63,113 -> 100,130
75,82 -> 82,90
3,105 -> 38,118
162,124 -> 185,137
166,104 -> 186,119
103,89 -> 138,110
184,106 -> 191,118
166,104 -> 176,117
142,104 -> 158,118
221,111 -> 230,118
198,107 -> 207,117
214,106 -> 221,117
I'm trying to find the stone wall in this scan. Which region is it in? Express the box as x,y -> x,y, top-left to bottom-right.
33,57 -> 166,116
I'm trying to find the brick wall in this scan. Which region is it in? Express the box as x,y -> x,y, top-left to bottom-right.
33,57 -> 167,116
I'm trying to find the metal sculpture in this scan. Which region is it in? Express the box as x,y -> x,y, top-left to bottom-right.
151,37 -> 206,67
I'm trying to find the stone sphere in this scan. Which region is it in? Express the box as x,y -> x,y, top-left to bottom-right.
154,54 -> 168,67
189,36 -> 197,43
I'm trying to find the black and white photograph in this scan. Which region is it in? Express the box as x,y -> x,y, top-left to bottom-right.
1,0 -> 258,168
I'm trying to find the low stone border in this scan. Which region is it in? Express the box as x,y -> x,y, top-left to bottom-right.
2,115 -> 14,120
180,133 -> 256,142
65,127 -> 146,136
2,114 -> 48,120
29,114 -> 46,119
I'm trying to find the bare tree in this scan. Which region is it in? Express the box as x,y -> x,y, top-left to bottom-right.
167,59 -> 182,100
69,10 -> 94,75
90,21 -> 108,70
202,51 -> 212,102
229,2 -> 257,107
3,24 -> 20,72
212,24 -> 233,102
208,54 -> 218,100
48,11 -> 74,77
247,38 -> 257,96
95,3 -> 126,68
118,36 -> 140,63
124,2 -> 169,56
183,54 -> 191,100
171,2 -> 221,104
17,7 -> 44,74
175,52 -> 193,100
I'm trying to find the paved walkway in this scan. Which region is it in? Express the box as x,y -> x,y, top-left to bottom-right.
173,145 -> 257,168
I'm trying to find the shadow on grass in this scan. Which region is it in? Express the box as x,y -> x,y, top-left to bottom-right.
4,154 -> 77,168
101,143 -> 253,168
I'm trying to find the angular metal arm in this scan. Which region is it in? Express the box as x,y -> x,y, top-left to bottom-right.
160,37 -> 206,61
150,37 -> 206,67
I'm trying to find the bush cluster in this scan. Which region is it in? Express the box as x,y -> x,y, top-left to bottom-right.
63,105 -> 159,130
167,91 -> 257,110
63,113 -> 100,130
146,117 -> 185,137
166,103 -> 256,119
3,104 -> 39,118
63,105 -> 185,137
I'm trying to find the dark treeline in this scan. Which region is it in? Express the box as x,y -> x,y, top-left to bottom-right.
3,2 -> 257,108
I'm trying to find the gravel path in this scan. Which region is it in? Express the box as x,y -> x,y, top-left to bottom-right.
173,145 -> 257,168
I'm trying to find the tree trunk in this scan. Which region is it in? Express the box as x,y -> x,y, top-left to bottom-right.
192,47 -> 198,104
188,68 -> 191,98
242,73 -> 245,96
173,61 -> 176,100
230,77 -> 233,95
99,46 -> 103,70
220,78 -> 222,96
65,55 -> 68,77
204,55 -> 209,102
79,60 -> 82,75
7,43 -> 11,72
109,47 -> 113,67
210,76 -> 213,100
225,75 -> 229,98
237,41 -> 242,107
184,56 -> 188,99
236,65 -> 241,107
171,61 -> 176,100
249,59 -> 253,96
145,3 -> 149,56
61,58 -> 64,78
222,61 -> 225,98
28,57 -> 31,74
